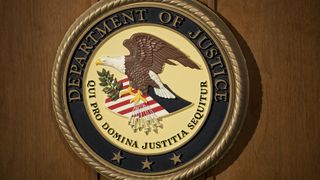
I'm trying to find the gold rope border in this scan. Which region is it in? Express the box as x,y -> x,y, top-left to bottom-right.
52,0 -> 249,179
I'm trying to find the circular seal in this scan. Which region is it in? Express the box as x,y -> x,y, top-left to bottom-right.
52,0 -> 249,179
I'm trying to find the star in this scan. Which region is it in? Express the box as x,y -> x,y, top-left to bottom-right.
170,153 -> 182,166
141,158 -> 153,170
112,151 -> 124,164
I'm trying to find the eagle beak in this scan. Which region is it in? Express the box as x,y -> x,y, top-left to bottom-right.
96,58 -> 103,66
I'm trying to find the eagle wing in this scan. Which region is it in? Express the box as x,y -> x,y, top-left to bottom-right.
123,33 -> 200,74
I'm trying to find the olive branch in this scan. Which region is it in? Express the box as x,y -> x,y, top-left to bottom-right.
97,69 -> 123,101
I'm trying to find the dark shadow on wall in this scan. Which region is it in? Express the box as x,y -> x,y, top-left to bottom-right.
206,13 -> 263,179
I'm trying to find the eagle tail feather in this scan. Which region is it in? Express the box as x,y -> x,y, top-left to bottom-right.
154,87 -> 176,99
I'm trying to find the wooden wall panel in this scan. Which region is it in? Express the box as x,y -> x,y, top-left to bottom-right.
0,0 -> 96,179
212,0 -> 320,180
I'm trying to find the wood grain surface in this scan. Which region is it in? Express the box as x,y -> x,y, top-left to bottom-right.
0,0 -> 97,179
0,0 -> 319,179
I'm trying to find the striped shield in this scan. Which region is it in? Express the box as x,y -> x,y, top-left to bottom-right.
104,76 -> 192,134
104,77 -> 170,118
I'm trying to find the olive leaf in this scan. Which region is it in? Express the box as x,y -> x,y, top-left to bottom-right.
97,69 -> 123,101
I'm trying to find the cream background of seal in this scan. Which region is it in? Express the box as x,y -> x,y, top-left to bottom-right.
84,25 -> 213,155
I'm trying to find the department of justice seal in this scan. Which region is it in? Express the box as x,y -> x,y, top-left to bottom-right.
52,0 -> 249,179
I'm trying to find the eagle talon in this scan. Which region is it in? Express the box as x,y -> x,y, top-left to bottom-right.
120,87 -> 135,97
131,90 -> 147,104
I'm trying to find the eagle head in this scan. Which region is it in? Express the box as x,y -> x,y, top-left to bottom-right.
96,56 -> 126,74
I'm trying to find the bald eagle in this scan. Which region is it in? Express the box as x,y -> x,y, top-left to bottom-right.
96,33 -> 200,103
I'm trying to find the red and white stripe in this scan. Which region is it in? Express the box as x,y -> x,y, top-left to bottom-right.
105,77 -> 169,118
